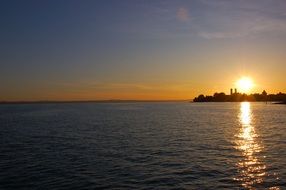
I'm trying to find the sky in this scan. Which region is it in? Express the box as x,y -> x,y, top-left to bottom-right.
1,0 -> 286,101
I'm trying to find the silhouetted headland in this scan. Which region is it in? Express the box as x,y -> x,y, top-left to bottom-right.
193,89 -> 286,103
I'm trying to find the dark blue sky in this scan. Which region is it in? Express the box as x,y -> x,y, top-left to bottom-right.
1,0 -> 286,100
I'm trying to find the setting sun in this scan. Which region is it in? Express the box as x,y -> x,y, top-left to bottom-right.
236,77 -> 254,93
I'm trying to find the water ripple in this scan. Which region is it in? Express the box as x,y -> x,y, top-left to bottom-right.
0,102 -> 285,189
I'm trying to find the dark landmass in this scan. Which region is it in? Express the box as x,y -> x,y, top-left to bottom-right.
193,90 -> 286,103
0,100 -> 188,105
273,101 -> 286,104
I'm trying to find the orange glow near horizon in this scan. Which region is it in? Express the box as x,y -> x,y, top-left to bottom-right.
1,75 -> 286,102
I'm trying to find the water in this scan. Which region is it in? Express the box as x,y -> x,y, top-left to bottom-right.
0,102 -> 285,190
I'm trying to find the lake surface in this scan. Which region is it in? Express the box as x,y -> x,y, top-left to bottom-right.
0,102 -> 285,189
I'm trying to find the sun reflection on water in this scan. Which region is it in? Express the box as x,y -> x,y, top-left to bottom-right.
234,102 -> 280,190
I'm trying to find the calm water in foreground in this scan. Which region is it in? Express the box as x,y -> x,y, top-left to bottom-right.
0,102 -> 285,190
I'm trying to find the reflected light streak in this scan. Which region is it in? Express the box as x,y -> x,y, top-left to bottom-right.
234,102 -> 279,190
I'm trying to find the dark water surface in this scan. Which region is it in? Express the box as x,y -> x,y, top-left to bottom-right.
0,102 -> 285,189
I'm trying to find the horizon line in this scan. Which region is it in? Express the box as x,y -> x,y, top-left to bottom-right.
0,99 -> 190,104
1,91 -> 285,104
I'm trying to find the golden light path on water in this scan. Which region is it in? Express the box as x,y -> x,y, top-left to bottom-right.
234,102 -> 280,190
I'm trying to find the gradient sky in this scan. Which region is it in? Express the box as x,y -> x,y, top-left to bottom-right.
1,0 -> 286,101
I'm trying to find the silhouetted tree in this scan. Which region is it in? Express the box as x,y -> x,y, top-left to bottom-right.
262,90 -> 267,101
197,94 -> 205,102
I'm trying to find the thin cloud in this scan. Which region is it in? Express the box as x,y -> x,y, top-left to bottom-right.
176,7 -> 189,22
198,17 -> 286,39
199,32 -> 243,39
197,0 -> 286,39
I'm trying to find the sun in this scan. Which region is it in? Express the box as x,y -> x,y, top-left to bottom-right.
236,77 -> 254,93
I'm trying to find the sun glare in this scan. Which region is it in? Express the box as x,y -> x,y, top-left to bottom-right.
236,77 -> 254,93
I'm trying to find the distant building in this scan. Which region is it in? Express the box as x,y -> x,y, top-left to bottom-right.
230,88 -> 233,95
235,88 -> 237,94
